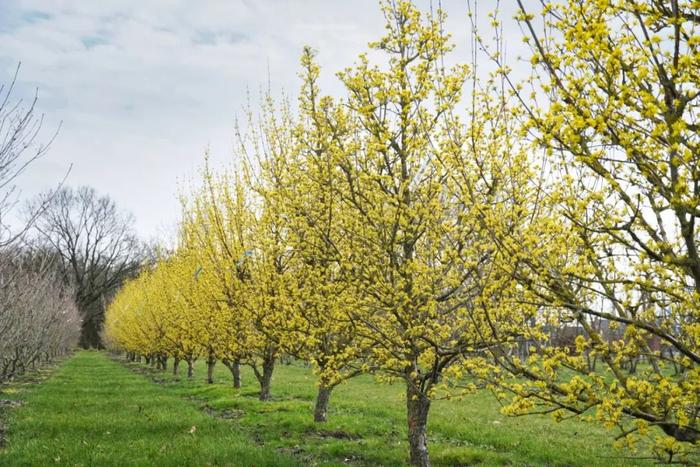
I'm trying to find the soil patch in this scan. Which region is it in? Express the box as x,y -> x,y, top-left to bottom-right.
307,429 -> 362,440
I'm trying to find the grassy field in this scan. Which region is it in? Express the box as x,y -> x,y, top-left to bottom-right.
0,351 -> 653,466
0,352 -> 298,466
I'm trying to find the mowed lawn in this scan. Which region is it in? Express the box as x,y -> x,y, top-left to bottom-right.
0,351 -> 652,466
0,352 -> 299,466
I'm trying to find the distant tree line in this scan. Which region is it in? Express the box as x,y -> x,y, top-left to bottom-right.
27,186 -> 145,349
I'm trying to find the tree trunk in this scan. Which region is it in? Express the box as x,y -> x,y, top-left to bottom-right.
223,359 -> 242,388
232,360 -> 241,389
173,358 -> 180,376
257,356 -> 275,401
187,359 -> 194,378
314,385 -> 333,422
406,381 -> 431,467
206,354 -> 216,384
78,313 -> 104,349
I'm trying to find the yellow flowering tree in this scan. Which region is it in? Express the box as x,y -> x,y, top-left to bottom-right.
156,249 -> 209,378
178,171 -> 252,386
183,100 -> 300,401
104,267 -> 168,364
278,47 -> 371,422
472,1 -> 700,462
305,2 -> 532,464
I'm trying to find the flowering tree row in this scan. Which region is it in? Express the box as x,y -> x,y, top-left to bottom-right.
105,1 -> 700,465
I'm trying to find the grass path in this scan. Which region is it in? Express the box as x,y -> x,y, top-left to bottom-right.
0,351 -> 654,466
0,351 -> 298,466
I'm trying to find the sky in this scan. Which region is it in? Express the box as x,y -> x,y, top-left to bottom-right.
0,0 -> 523,243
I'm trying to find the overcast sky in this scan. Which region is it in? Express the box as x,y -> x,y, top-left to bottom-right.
0,0 -> 523,242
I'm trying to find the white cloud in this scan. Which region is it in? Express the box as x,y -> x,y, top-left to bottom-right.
0,0 -> 524,242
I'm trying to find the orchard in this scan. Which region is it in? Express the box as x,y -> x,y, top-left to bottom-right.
102,1 -> 700,465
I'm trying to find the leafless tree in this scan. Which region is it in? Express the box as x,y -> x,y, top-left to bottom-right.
0,64 -> 80,382
0,63 -> 62,247
0,247 -> 80,382
27,186 -> 144,348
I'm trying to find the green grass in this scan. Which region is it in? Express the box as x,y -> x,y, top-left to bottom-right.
155,358 -> 652,466
0,351 -> 654,466
0,351 -> 299,466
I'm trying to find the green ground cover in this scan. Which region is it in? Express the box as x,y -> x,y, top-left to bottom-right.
0,351 -> 652,466
0,351 -> 298,466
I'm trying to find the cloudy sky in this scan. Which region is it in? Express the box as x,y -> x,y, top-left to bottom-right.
0,0 -> 522,242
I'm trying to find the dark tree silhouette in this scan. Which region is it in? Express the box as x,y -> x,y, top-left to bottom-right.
28,186 -> 143,348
